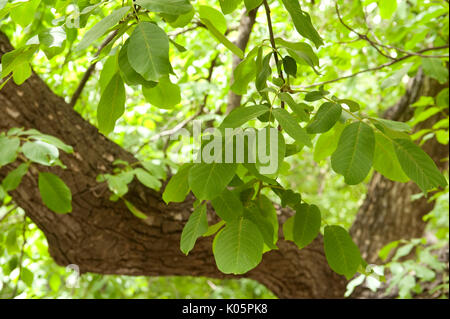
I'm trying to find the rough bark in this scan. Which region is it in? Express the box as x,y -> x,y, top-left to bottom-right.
350,70 -> 448,264
226,8 -> 258,113
0,32 -> 346,299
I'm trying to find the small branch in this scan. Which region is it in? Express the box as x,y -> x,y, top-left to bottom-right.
68,29 -> 119,108
263,0 -> 284,82
12,214 -> 27,298
335,3 -> 395,60
0,204 -> 17,224
295,46 -> 449,89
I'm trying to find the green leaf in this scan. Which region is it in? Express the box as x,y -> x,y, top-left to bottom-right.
180,203 -> 208,255
203,220 -> 226,237
12,62 -> 31,85
219,0 -> 242,14
304,90 -> 326,101
293,203 -> 321,249
162,163 -> 193,203
306,102 -> 342,134
244,0 -> 262,11
22,141 -> 59,166
200,18 -> 244,59
118,39 -> 157,87
275,38 -> 319,69
9,0 -> 40,27
243,205 -> 277,250
127,22 -> 170,82
210,188 -> 243,222
421,58 -> 449,84
104,172 -> 134,197
324,225 -> 362,279
99,54 -> 119,94
188,163 -> 238,200
372,118 -> 411,132
331,122 -> 375,185
213,217 -> 264,274
280,0 -> 323,48
393,138 -> 447,192
142,76 -> 180,108
282,216 -> 294,241
313,122 -> 344,162
134,168 -> 162,190
373,131 -> 409,182
76,6 -> 130,51
27,134 -> 73,154
272,108 -> 312,147
338,99 -> 360,112
219,105 -> 269,128
124,199 -> 147,219
97,73 -> 126,134
2,163 -> 29,192
278,93 -> 309,122
39,26 -> 66,59
38,172 -> 72,214
199,5 -> 227,34
230,51 -> 257,95
1,45 -> 37,79
135,0 -> 193,15
282,55 -> 297,77
0,136 -> 20,167
378,0 -> 397,19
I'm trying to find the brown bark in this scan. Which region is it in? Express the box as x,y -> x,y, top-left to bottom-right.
350,70 -> 448,264
0,32 -> 346,299
226,8 -> 258,113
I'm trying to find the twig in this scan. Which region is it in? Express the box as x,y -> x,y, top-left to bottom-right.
335,2 -> 395,60
0,204 -> 17,224
68,29 -> 119,108
295,45 -> 449,89
12,214 -> 27,298
263,0 -> 284,82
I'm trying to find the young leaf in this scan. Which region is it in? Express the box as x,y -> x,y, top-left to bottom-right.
127,22 -> 170,82
244,0 -> 262,11
213,217 -> 264,274
378,0 -> 397,19
324,225 -> 362,279
76,6 -> 130,51
230,52 -> 257,95
180,203 -> 208,255
0,136 -> 20,167
293,203 -> 321,249
272,108 -> 312,147
134,168 -> 162,190
331,122 -> 375,185
198,5 -> 227,34
188,162 -> 238,200
306,102 -> 342,134
393,138 -> 447,192
282,56 -> 297,77
219,105 -> 269,129
124,199 -> 147,219
162,163 -> 193,204
280,0 -> 323,48
421,58 -> 449,84
142,76 -> 180,108
371,118 -> 411,133
38,172 -> 72,214
200,18 -> 244,59
2,163 -> 29,192
219,0 -> 242,14
135,0 -> 193,15
210,188 -> 243,222
22,141 -> 59,166
97,73 -> 126,134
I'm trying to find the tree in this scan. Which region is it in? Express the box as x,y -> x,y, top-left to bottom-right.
0,0 -> 448,298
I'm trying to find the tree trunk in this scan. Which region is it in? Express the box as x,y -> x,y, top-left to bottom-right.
0,32 -> 346,299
